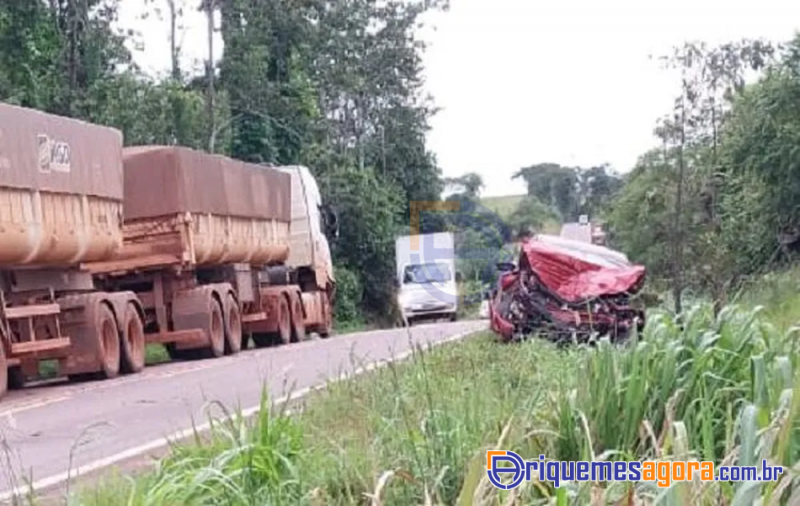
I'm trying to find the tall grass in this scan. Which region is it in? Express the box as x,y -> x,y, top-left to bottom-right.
70,303 -> 799,506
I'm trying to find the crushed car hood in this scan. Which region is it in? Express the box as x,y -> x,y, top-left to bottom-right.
522,235 -> 646,303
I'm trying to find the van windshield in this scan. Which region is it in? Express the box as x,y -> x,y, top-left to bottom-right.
403,263 -> 452,284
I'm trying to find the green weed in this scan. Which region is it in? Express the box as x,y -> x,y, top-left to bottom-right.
67,303 -> 799,505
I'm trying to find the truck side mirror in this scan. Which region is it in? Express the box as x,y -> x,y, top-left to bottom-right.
496,262 -> 515,272
320,204 -> 339,240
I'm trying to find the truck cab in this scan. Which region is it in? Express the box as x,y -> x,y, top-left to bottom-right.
277,165 -> 336,291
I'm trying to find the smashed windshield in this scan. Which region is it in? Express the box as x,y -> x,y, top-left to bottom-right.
403,263 -> 452,284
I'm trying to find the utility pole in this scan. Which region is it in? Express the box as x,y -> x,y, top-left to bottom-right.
201,0 -> 216,152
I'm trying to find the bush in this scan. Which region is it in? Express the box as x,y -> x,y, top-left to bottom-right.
332,265 -> 363,329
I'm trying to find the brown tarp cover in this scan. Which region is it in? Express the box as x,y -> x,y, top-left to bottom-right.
0,102 -> 123,199
123,146 -> 291,222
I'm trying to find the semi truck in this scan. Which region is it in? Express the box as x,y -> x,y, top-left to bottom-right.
0,103 -> 336,399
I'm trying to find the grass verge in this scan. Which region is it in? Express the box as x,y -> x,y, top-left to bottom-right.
63,302 -> 799,505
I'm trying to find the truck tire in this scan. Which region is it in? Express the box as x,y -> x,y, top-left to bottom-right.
318,293 -> 333,338
276,296 -> 291,345
198,297 -> 226,359
0,345 -> 8,400
251,293 -> 291,347
97,304 -> 121,379
120,303 -> 146,373
290,294 -> 306,342
69,303 -> 121,381
224,293 -> 243,355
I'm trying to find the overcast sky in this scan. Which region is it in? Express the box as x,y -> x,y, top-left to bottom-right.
119,0 -> 800,197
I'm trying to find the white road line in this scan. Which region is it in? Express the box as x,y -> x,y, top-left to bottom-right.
0,326 -> 483,503
0,395 -> 72,419
0,327 -> 404,416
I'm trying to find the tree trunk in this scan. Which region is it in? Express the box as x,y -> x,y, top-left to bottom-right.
673,100 -> 686,316
204,0 -> 216,152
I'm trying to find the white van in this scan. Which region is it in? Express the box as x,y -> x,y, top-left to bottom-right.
395,232 -> 459,324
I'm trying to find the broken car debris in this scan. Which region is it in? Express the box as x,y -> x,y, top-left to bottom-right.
489,234 -> 646,344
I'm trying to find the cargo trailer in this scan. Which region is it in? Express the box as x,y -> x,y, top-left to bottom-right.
0,104 -> 336,399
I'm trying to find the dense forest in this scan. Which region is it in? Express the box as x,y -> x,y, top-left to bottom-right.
485,36 -> 800,317
0,0 -> 449,326
605,37 -> 797,314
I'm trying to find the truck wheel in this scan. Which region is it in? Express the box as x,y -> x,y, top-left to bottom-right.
276,296 -> 291,345
290,294 -> 306,342
0,345 -> 8,400
199,297 -> 225,359
251,295 -> 291,347
120,303 -> 146,374
224,293 -> 243,355
99,304 -> 121,379
318,293 -> 333,338
75,303 -> 121,381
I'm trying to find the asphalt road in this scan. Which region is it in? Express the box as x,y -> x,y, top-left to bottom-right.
0,320 -> 486,501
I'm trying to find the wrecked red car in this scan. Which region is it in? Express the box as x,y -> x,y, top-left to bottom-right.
489,235 -> 646,344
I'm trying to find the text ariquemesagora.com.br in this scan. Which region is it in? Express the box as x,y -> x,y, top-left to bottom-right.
486,451 -> 785,490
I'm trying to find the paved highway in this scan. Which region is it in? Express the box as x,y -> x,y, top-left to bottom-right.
0,320 -> 485,501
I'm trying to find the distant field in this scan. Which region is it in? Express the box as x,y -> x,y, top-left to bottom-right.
480,194 -> 561,234
479,194 -> 526,219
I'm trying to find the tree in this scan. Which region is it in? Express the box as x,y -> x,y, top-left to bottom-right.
319,167 -> 405,319
576,165 -> 624,219
513,163 -> 580,220
655,39 -> 774,313
513,163 -> 621,222
0,0 -> 450,326
307,0 -> 446,204
219,0 -> 317,164
606,38 -> 777,313
444,173 -> 484,199
717,37 -> 800,272
506,196 -> 559,238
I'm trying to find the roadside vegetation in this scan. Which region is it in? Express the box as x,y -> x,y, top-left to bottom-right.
4,2 -> 800,506
62,268 -> 799,505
